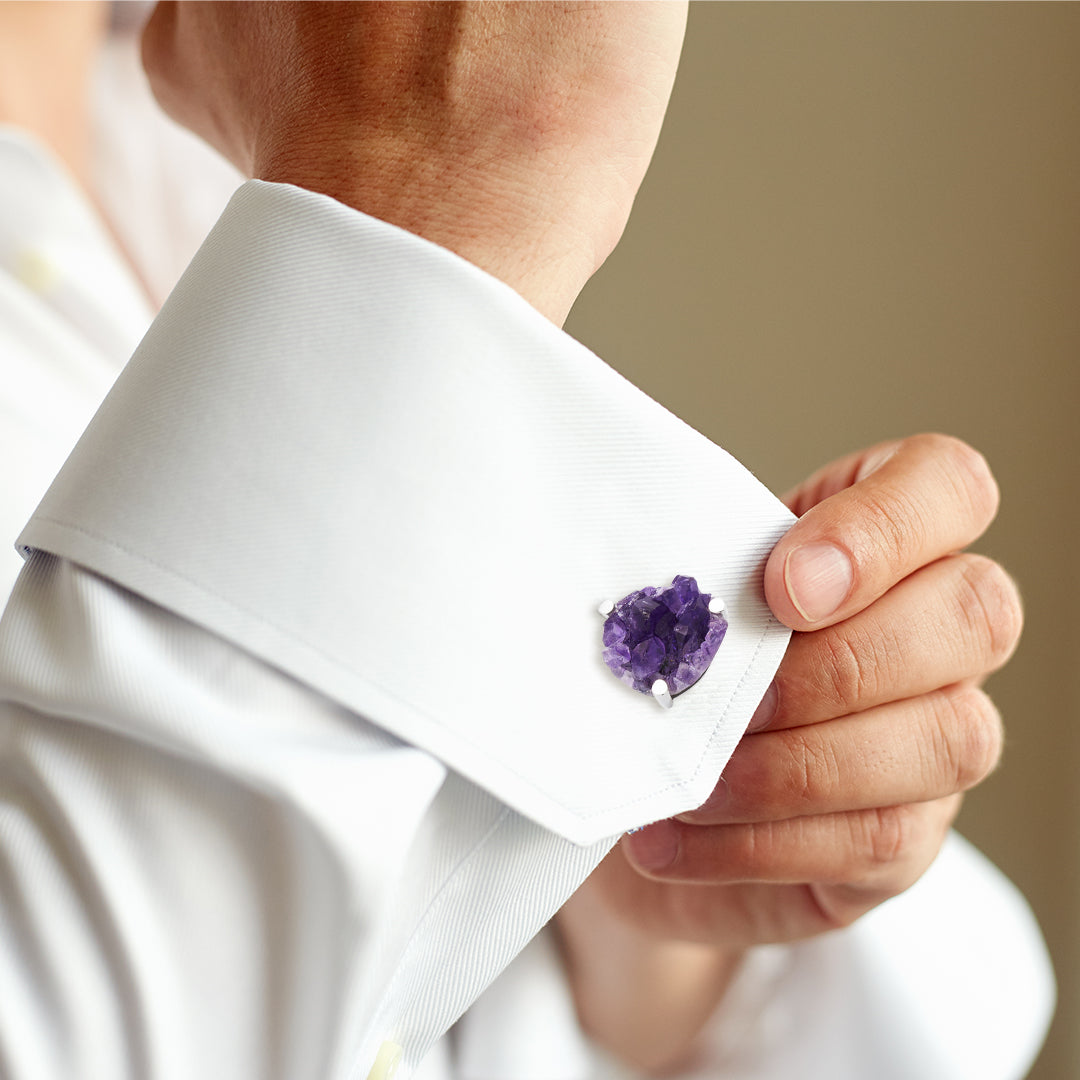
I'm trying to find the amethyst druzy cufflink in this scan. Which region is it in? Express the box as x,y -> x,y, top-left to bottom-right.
600,575 -> 727,709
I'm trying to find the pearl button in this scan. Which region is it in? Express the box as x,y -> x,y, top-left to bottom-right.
365,1040 -> 403,1080
14,249 -> 60,294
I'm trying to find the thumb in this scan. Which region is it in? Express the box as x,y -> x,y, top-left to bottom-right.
764,434 -> 999,631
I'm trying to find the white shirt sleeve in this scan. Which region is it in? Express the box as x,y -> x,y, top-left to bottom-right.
0,554 -> 611,1079
0,177 -> 1053,1080
2,180 -> 794,1079
454,834 -> 1053,1080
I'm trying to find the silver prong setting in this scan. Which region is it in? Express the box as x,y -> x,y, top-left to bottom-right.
708,596 -> 726,615
598,599 -> 615,617
651,679 -> 673,709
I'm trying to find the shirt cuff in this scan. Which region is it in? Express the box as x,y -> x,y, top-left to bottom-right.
19,179 -> 794,844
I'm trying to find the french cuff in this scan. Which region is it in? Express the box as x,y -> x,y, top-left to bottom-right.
19,180 -> 793,846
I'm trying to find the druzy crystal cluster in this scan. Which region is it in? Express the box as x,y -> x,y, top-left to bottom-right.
602,575 -> 727,697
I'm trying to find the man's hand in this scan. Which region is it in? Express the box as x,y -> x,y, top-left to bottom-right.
558,434 -> 1020,1071
141,0 -> 687,323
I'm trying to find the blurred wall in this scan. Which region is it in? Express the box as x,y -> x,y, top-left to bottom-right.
566,4 -> 1080,1078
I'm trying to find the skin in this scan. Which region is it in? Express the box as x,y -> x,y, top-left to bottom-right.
141,0 -> 689,326
0,0 -> 108,187
136,5 -> 1021,1073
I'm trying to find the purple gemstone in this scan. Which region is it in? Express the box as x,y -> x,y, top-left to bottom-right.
602,576 -> 727,696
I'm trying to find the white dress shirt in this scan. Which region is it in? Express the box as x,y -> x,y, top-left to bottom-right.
0,38 -> 1055,1080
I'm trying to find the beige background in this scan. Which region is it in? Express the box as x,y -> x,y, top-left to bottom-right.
566,4 -> 1080,1077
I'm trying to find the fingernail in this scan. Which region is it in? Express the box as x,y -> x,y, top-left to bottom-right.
853,442 -> 901,483
624,819 -> 679,871
746,681 -> 778,733
784,543 -> 853,622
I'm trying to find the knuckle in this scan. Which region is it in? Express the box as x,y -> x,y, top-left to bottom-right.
923,433 -> 1000,529
819,802 -> 957,926
954,554 -> 1024,669
783,732 -> 841,814
725,822 -> 771,876
940,687 -> 1004,791
815,623 -> 902,713
818,631 -> 869,712
863,805 -> 917,868
856,489 -> 923,570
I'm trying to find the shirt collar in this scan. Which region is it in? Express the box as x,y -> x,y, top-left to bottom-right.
19,180 -> 792,845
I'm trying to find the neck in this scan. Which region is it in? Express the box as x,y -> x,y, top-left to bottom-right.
0,1 -> 109,186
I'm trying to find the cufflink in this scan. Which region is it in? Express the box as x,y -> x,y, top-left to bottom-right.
600,575 -> 727,709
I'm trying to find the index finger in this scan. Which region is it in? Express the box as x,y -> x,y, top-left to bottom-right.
764,434 -> 1000,631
